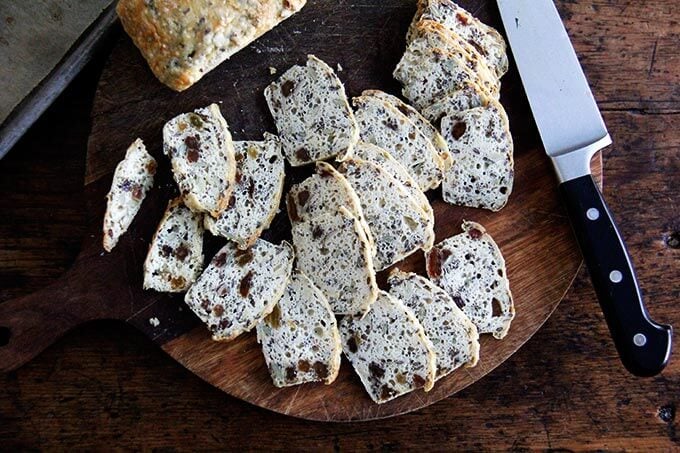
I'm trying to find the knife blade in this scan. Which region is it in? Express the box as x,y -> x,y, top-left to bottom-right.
497,0 -> 672,376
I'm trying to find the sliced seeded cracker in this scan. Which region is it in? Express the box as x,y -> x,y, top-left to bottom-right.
287,161 -> 375,254
291,206 -> 378,316
256,271 -> 342,387
184,239 -> 294,341
163,103 -> 236,217
426,221 -> 514,339
143,198 -> 204,292
360,90 -> 451,166
440,99 -> 513,211
393,41 -> 496,112
264,54 -> 359,166
408,19 -> 500,94
340,290 -> 436,404
388,270 -> 480,379
204,133 -> 285,249
421,80 -> 491,124
103,138 -> 157,252
352,94 -> 444,191
408,0 -> 509,78
351,141 -> 434,223
338,158 -> 435,271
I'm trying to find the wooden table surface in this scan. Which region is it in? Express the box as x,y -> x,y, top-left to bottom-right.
0,1 -> 678,450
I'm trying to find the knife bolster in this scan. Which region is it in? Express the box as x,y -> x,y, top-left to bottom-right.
550,134 -> 612,183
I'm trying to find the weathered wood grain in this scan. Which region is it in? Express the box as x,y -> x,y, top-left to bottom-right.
0,0 -> 678,448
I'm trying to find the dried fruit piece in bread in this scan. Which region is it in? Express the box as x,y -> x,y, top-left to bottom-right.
388,270 -> 479,379
143,198 -> 204,292
103,138 -> 156,252
287,161 -> 375,254
426,221 -> 514,339
407,0 -> 509,78
184,239 -> 294,341
360,90 -> 451,167
264,55 -> 359,166
163,103 -> 236,217
340,290 -> 436,404
338,158 -> 435,271
291,206 -> 378,316
204,133 -> 285,249
256,271 -> 342,387
440,99 -> 513,211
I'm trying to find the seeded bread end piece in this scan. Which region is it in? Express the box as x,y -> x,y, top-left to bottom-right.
426,221 -> 514,339
162,103 -> 236,217
256,271 -> 342,387
204,133 -> 285,249
388,269 -> 480,380
103,138 -> 156,252
185,239 -> 294,341
143,198 -> 204,292
440,99 -> 514,211
340,290 -> 436,404
116,0 -> 307,91
291,206 -> 378,316
264,55 -> 359,166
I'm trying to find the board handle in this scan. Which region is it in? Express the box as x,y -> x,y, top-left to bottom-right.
0,254 -> 116,372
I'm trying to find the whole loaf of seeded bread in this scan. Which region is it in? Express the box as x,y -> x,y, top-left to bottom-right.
117,0 -> 307,91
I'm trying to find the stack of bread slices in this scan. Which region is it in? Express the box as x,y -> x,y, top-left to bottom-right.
101,1 -> 516,404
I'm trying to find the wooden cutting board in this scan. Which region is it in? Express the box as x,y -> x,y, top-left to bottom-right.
0,0 -> 602,421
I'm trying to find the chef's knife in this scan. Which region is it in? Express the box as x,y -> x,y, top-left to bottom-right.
496,0 -> 672,376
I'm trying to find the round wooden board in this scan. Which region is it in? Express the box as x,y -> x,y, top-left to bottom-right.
10,0 -> 602,421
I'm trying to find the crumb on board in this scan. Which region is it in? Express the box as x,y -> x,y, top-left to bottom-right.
149,317 -> 160,327
269,66 -> 277,75
337,63 -> 343,72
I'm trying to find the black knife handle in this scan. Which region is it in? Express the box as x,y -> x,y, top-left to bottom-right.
559,175 -> 672,376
